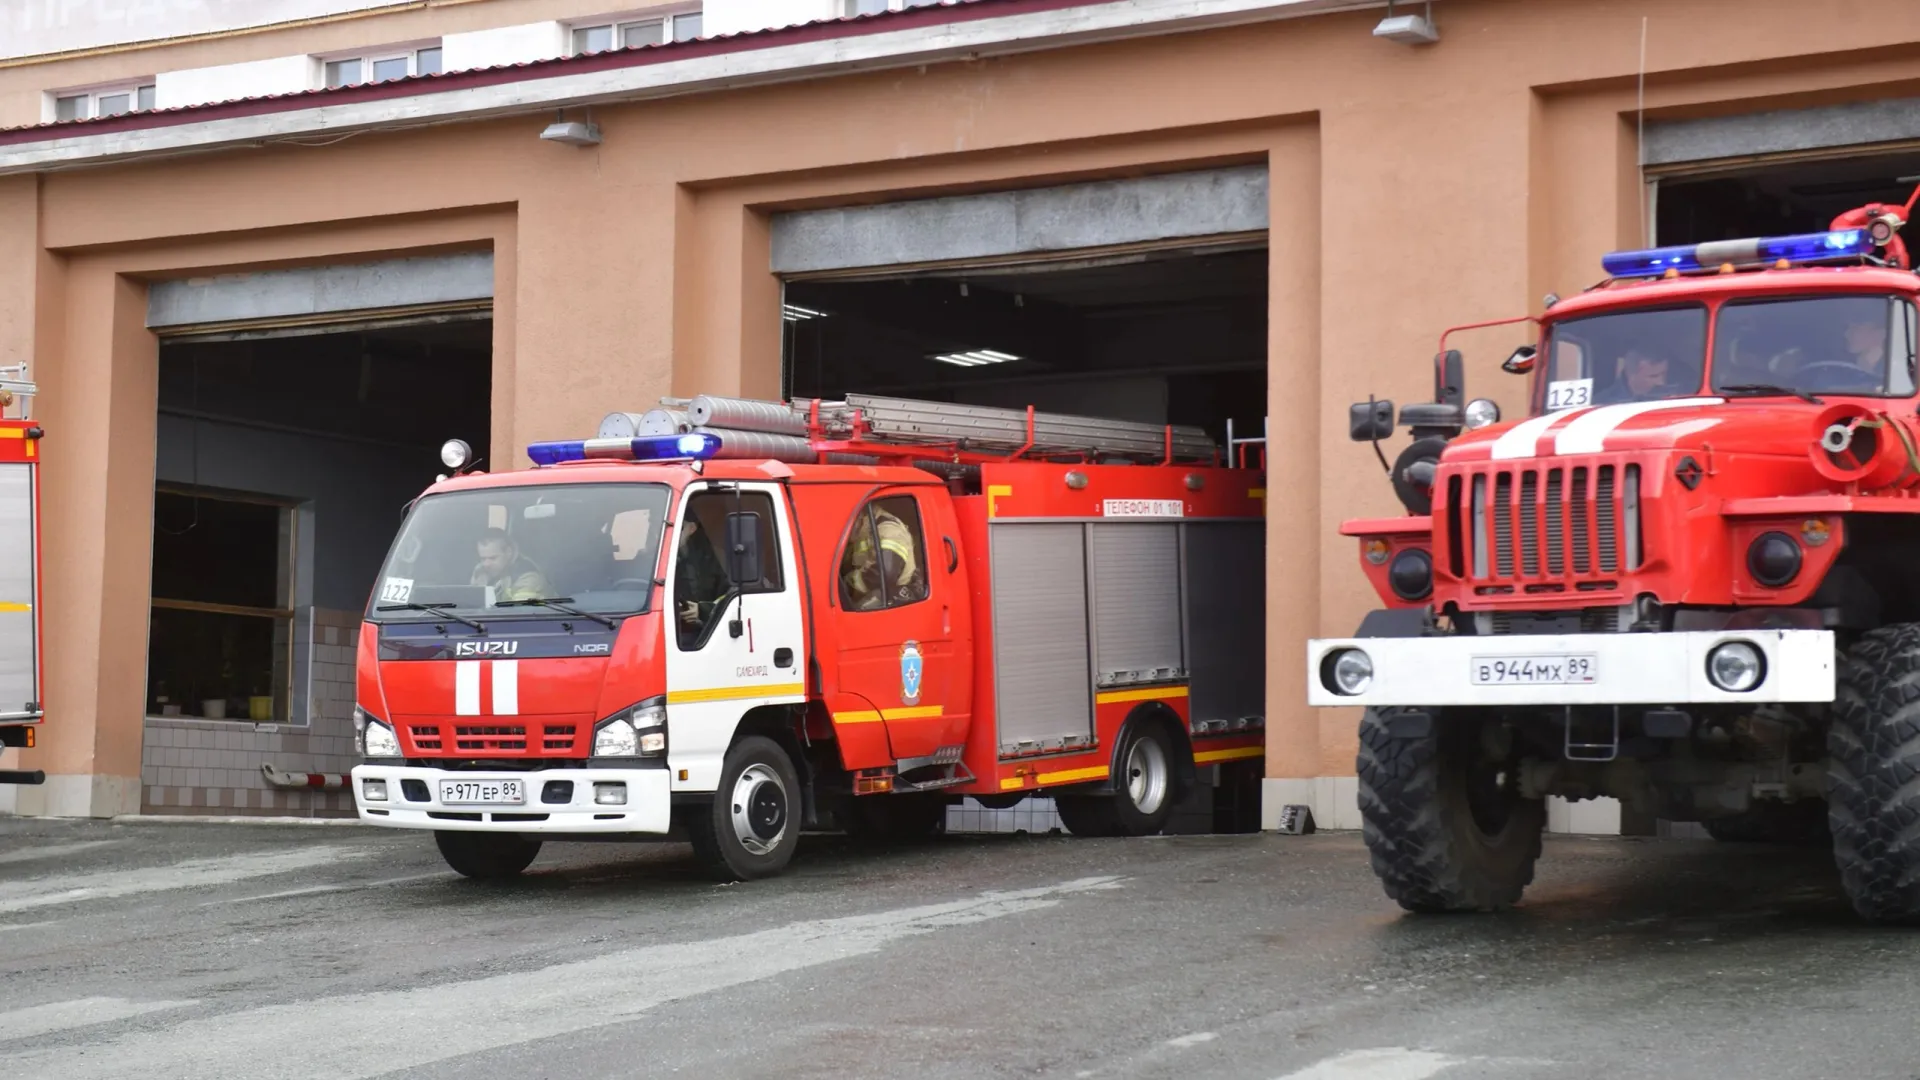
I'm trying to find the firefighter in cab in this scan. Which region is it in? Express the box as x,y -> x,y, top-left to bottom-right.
841,503 -> 922,610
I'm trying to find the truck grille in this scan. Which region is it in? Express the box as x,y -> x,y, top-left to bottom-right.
401,722 -> 579,756
1444,461 -> 1643,592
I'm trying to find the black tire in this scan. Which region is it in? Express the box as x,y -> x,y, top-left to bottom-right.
1828,624 -> 1920,922
1357,707 -> 1545,913
844,793 -> 947,846
681,735 -> 802,882
1702,800 -> 1830,846
1055,723 -> 1183,838
1053,794 -> 1120,837
433,830 -> 542,880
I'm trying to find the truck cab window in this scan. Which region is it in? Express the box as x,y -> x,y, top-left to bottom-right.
675,490 -> 782,649
1540,305 -> 1707,413
1712,295 -> 1918,398
839,496 -> 930,611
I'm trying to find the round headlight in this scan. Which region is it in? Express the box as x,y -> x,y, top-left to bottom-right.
1746,531 -> 1802,587
440,439 -> 473,470
1323,648 -> 1374,696
1464,398 -> 1502,430
1388,548 -> 1433,601
1707,641 -> 1765,693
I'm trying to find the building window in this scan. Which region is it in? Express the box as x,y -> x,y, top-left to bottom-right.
53,82 -> 156,122
324,44 -> 443,88
147,488 -> 297,723
571,8 -> 702,54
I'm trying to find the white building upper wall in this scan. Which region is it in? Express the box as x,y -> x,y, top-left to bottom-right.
703,0 -> 841,38
5,0 -> 403,62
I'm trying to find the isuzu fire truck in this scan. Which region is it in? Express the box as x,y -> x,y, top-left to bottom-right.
1307,184 -> 1920,922
353,393 -> 1265,880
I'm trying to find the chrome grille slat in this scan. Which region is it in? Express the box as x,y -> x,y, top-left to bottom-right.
1545,469 -> 1565,575
1519,472 -> 1540,576
1596,466 -> 1617,573
1493,474 -> 1514,576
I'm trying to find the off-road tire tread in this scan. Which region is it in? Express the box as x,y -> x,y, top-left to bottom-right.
1357,707 -> 1544,913
1827,624 -> 1920,922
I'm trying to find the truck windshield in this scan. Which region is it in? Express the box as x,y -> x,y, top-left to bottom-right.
367,483 -> 670,622
1711,294 -> 1917,398
1540,295 -> 1920,414
1541,305 -> 1707,413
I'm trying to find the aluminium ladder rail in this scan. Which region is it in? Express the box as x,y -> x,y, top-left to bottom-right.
808,394 -> 1217,462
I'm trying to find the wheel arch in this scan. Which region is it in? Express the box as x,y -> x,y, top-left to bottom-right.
730,703 -> 818,827
1110,700 -> 1197,800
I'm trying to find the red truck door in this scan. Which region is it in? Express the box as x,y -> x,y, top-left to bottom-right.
829,489 -> 969,764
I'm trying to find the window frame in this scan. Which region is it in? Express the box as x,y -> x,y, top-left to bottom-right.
835,493 -> 932,613
568,5 -> 703,55
321,43 -> 443,89
52,80 -> 157,123
673,486 -> 785,652
147,484 -> 300,724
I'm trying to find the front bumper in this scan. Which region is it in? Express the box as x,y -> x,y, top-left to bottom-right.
1306,629 -> 1834,707
351,763 -> 671,834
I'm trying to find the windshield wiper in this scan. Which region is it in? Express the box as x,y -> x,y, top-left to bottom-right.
1719,383 -> 1824,405
375,602 -> 487,634
492,597 -> 619,631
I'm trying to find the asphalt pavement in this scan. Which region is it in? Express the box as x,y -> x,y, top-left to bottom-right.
0,816 -> 1915,1080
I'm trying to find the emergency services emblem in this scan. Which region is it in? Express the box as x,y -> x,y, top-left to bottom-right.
900,640 -> 923,706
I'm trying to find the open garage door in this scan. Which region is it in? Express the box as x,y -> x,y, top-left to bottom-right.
139,253 -> 493,816
774,171 -> 1268,835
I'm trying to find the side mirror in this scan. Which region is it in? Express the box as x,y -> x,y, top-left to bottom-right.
1503,345 -> 1539,375
1435,350 -> 1465,407
1349,399 -> 1395,442
724,512 -> 762,586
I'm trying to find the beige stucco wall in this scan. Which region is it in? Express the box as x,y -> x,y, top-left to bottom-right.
6,0 -> 1920,816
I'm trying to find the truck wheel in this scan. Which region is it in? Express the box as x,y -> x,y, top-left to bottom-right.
1703,800 -> 1829,846
433,831 -> 542,880
1056,724 -> 1180,838
683,735 -> 802,882
1828,625 -> 1920,922
845,793 -> 947,846
1357,707 -> 1545,913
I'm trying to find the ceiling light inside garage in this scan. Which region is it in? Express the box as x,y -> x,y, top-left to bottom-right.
783,304 -> 829,321
933,349 -> 1021,368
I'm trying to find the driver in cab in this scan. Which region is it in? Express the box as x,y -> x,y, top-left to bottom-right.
471,529 -> 553,602
674,517 -> 729,643
1597,345 -> 1690,405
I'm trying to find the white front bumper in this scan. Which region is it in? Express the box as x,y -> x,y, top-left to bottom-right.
1306,629 -> 1834,707
350,764 -> 672,834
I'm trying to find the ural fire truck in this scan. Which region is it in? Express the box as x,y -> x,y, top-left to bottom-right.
352,394 -> 1265,880
1306,184 -> 1920,922
0,364 -> 44,789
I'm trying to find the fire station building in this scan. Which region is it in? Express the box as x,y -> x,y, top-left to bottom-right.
3,0 -> 1920,827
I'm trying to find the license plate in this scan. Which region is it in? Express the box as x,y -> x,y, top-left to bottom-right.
438,779 -> 526,806
1471,654 -> 1597,686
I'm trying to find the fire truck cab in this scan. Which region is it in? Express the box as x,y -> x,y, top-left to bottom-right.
1308,186 -> 1920,923
354,395 -> 1265,881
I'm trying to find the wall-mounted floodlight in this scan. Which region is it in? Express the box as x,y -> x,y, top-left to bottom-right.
1374,0 -> 1438,44
540,120 -> 602,146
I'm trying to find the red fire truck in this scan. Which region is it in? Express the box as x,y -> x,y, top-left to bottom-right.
0,364 -> 45,789
352,394 -> 1266,880
1307,185 -> 1920,922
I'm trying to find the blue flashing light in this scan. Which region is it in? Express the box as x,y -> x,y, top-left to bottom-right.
527,432 -> 723,466
1602,228 -> 1874,278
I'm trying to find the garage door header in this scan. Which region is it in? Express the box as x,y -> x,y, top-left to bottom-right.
770,165 -> 1269,275
1646,96 -> 1920,170
147,252 -> 495,331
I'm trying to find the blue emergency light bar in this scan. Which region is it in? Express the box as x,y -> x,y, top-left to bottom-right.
1602,228 -> 1873,278
526,432 -> 722,466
